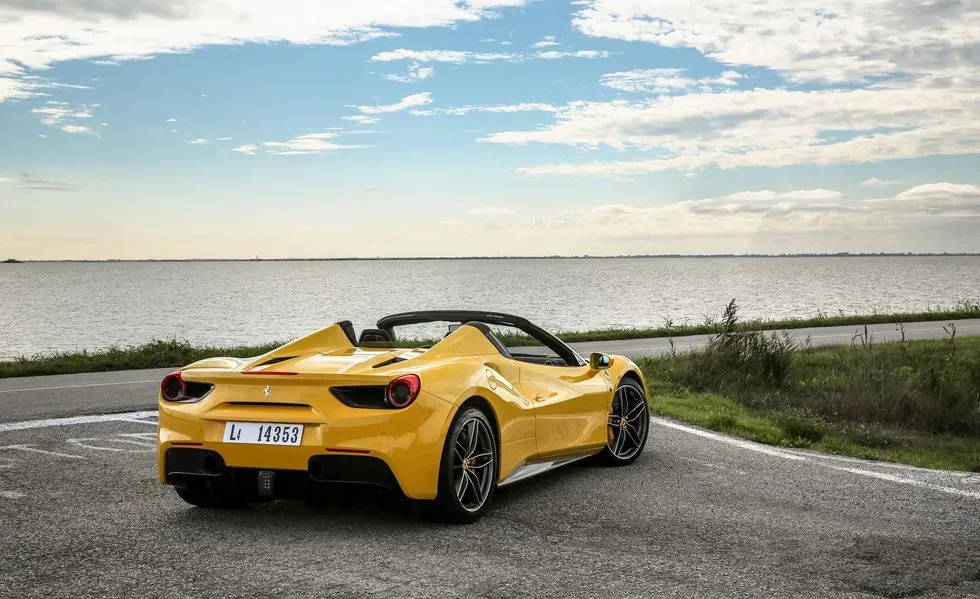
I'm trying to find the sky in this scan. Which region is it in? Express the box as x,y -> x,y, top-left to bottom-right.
0,0 -> 979,259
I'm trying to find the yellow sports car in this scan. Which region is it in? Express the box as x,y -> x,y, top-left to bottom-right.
157,311 -> 650,522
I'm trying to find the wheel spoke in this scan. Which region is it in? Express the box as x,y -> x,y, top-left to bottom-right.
624,424 -> 640,447
454,436 -> 467,462
626,401 -> 645,420
465,470 -> 482,501
455,468 -> 469,500
613,427 -> 626,456
469,451 -> 493,467
464,420 -> 479,458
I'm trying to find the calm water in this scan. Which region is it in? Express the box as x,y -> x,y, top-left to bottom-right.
1,257 -> 978,358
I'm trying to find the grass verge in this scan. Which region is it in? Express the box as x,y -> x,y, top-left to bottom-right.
637,300 -> 980,471
650,391 -> 980,471
0,339 -> 284,379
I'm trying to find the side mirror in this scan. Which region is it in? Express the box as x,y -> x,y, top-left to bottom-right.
589,352 -> 612,370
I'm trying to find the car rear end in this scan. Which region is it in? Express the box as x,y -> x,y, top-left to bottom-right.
157,355 -> 454,502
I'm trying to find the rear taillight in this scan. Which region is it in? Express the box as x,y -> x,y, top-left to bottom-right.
161,372 -> 185,401
386,374 -> 421,408
160,372 -> 213,403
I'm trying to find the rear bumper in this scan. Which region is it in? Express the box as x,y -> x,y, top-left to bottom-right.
157,391 -> 454,500
164,448 -> 405,499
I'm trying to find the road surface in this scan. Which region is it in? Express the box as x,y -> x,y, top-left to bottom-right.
0,319 -> 978,598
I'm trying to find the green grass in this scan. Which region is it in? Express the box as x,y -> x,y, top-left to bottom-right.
650,391 -> 980,471
1,300 -> 977,378
639,326 -> 980,471
0,339 -> 283,378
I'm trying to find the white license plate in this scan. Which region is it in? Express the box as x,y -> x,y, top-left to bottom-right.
222,422 -> 304,446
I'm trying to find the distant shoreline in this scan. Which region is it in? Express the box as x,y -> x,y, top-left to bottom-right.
4,253 -> 980,263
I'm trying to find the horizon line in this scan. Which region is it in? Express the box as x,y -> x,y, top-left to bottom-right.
4,252 -> 980,263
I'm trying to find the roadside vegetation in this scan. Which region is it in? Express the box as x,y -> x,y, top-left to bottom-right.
0,300 -> 977,378
0,340 -> 283,378
638,300 -> 980,471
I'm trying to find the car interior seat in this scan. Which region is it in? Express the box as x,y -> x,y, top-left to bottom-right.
358,328 -> 395,348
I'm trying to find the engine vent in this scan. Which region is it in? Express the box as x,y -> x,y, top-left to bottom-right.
252,356 -> 298,368
330,386 -> 392,409
372,356 -> 407,369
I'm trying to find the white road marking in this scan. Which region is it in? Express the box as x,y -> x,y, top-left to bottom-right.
0,411 -> 157,433
652,417 -> 806,461
67,438 -> 150,452
653,417 -> 979,499
119,432 -> 157,442
115,418 -> 158,426
0,445 -> 85,459
827,466 -> 980,500
0,490 -> 24,500
0,380 -> 158,394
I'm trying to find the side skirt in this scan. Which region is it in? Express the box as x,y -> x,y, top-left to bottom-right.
497,452 -> 597,488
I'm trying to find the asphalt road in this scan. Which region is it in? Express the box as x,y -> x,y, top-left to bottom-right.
1,319 -> 978,598
0,412 -> 977,599
2,318 -> 978,423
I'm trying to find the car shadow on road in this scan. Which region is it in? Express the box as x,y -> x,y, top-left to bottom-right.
163,460 -> 604,530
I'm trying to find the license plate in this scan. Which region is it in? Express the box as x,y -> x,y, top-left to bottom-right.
222,422 -> 304,446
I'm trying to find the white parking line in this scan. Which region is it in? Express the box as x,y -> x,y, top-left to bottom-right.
0,490 -> 24,500
0,411 -> 158,433
653,417 -> 980,499
0,380 -> 158,394
0,445 -> 85,459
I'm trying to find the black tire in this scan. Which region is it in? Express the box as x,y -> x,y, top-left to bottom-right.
598,378 -> 650,466
423,406 -> 497,524
173,479 -> 244,509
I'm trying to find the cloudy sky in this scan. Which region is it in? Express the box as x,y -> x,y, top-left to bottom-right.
1,0 -> 978,259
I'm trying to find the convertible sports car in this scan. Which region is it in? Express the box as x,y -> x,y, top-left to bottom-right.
157,310 -> 650,522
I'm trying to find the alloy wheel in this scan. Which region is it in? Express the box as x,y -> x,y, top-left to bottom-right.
607,383 -> 649,460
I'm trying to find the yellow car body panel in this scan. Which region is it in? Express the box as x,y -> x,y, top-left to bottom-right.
157,321 -> 646,500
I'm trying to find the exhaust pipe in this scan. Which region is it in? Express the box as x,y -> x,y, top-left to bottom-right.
201,453 -> 222,475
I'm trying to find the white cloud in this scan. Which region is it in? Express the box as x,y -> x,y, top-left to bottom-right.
0,1 -> 529,100
571,0 -> 980,84
342,114 -> 381,125
471,182 -> 979,253
262,132 -> 367,155
864,183 -> 980,215
536,50 -> 610,60
31,101 -> 99,134
230,132 -> 369,156
468,207 -> 517,216
416,102 -> 558,116
600,68 -> 743,94
533,35 -> 559,48
384,62 -> 435,83
355,92 -> 432,115
371,49 -> 519,63
481,82 -> 980,177
0,75 -> 91,101
60,124 -> 91,134
165,118 -> 177,122
189,138 -> 208,145
861,176 -> 902,188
